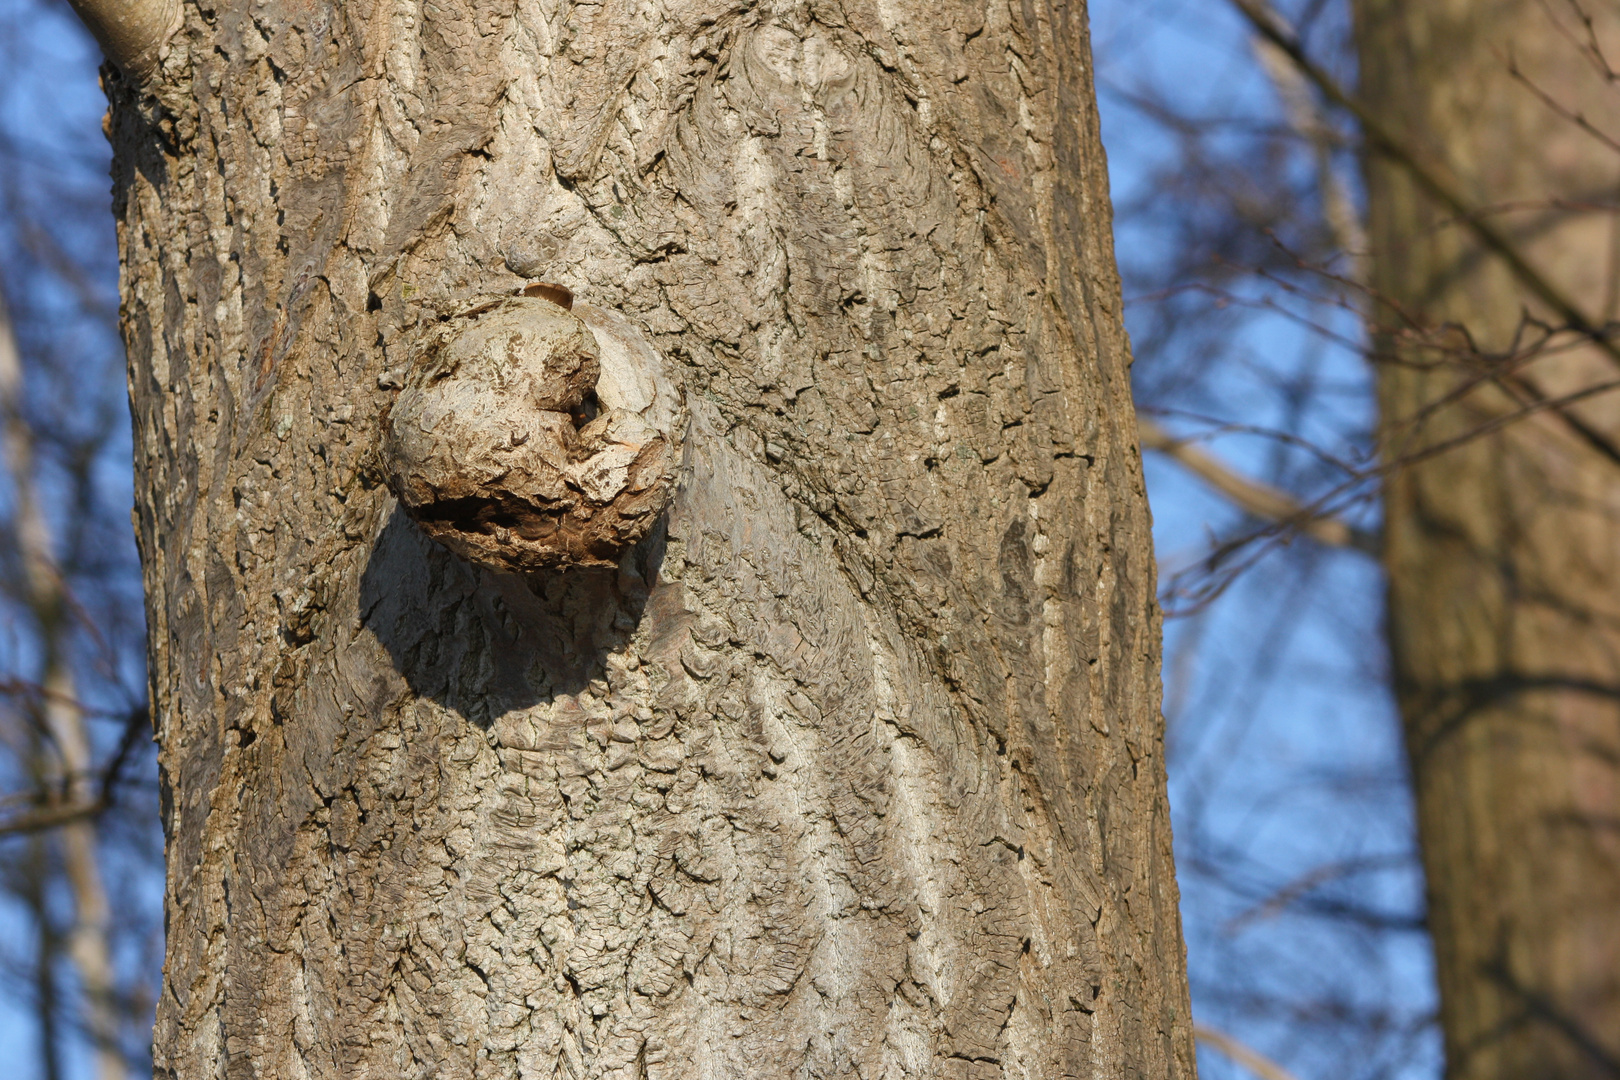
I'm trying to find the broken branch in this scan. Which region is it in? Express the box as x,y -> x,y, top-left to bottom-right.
65,0 -> 181,83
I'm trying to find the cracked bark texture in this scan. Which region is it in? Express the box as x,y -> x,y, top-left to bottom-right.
106,0 -> 1193,1076
1356,1 -> 1620,1076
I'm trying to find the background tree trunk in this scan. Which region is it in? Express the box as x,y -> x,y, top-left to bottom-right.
106,1 -> 1193,1076
1355,1 -> 1620,1075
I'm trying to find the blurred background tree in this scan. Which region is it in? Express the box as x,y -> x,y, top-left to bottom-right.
1096,3 -> 1433,1076
1103,0 -> 1620,1076
4,0 -> 1618,1077
1351,1 -> 1620,1073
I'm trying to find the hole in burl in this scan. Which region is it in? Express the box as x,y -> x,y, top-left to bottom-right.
521,281 -> 574,309
379,295 -> 679,573
569,391 -> 601,430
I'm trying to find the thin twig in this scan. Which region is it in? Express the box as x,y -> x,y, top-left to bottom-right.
1228,0 -> 1620,371
1505,50 -> 1620,158
1195,1024 -> 1304,1080
1139,417 -> 1379,555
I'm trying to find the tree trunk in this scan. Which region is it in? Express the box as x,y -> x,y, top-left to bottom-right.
1355,2 -> 1620,1076
105,1 -> 1192,1076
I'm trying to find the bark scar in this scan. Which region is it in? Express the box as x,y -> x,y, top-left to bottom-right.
380,294 -> 684,572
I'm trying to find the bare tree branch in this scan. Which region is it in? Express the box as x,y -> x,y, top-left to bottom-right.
0,284 -> 124,1080
1229,0 -> 1620,370
64,0 -> 181,82
1249,24 -> 1368,284
1224,855 -> 1414,933
1195,1024 -> 1304,1080
1138,417 -> 1379,554
0,800 -> 105,837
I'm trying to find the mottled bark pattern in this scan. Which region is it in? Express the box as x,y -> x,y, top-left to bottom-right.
110,1 -> 1192,1076
1356,1 -> 1620,1076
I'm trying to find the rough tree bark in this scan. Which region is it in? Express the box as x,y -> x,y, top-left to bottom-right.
1355,1 -> 1620,1076
99,0 -> 1193,1075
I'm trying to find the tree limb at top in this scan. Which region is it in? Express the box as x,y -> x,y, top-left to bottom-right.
65,0 -> 181,82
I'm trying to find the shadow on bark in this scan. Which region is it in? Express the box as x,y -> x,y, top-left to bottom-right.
1469,956 -> 1620,1078
359,505 -> 661,727
1404,673 -> 1620,767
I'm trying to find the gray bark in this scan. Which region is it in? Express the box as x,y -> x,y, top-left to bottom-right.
104,1 -> 1193,1076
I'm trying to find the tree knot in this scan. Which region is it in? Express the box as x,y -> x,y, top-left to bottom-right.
380,292 -> 684,572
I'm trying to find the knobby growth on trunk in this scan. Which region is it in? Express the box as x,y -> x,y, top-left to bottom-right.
65,0 -> 181,83
102,0 -> 1194,1076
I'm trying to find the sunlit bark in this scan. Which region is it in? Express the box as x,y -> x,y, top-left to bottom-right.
101,0 -> 1195,1076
